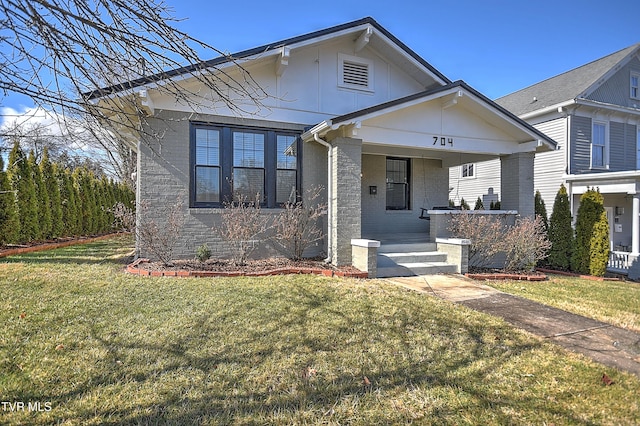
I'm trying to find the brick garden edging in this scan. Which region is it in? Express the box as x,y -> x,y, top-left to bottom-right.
0,233 -> 130,258
126,258 -> 369,279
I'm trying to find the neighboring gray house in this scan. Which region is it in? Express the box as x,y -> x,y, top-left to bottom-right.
450,43 -> 640,275
88,17 -> 556,271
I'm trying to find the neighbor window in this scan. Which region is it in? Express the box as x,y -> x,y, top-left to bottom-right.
190,123 -> 300,207
631,72 -> 640,99
637,127 -> 640,169
591,121 -> 608,168
386,158 -> 410,210
461,163 -> 475,178
338,53 -> 374,92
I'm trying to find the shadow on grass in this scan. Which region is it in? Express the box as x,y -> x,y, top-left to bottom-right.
13,281 -> 603,425
0,236 -> 134,266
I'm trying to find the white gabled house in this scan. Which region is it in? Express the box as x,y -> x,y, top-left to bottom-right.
88,17 -> 556,275
450,43 -> 640,277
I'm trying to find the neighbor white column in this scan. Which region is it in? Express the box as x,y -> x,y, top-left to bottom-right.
632,194 -> 640,255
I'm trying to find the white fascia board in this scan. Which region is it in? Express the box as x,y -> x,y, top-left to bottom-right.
464,91 -> 557,150
301,120 -> 332,141
574,98 -> 640,118
373,31 -> 449,86
565,170 -> 640,182
519,100 -> 577,120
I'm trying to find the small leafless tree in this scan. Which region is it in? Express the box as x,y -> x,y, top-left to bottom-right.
110,201 -> 136,233
270,186 -> 326,260
216,193 -> 269,266
136,196 -> 185,266
0,0 -> 267,168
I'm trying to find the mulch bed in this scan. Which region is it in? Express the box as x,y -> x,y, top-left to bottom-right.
127,257 -> 369,278
465,271 -> 547,281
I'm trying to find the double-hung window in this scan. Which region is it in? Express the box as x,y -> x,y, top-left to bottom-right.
631,72 -> 640,99
591,122 -> 607,168
276,135 -> 297,204
461,163 -> 475,178
190,123 -> 300,208
194,128 -> 221,203
386,158 -> 410,210
233,131 -> 265,202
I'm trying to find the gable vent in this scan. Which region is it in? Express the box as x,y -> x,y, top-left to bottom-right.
342,61 -> 369,87
338,53 -> 374,92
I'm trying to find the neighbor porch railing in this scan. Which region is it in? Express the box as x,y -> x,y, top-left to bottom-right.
608,251 -> 631,274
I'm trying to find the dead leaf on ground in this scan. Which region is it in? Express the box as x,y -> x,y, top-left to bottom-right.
363,375 -> 371,386
19,312 -> 26,319
55,344 -> 65,351
601,373 -> 614,386
302,366 -> 317,380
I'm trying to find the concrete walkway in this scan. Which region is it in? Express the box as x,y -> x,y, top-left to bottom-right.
386,274 -> 640,377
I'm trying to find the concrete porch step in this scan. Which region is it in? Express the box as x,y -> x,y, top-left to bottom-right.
376,261 -> 458,278
378,242 -> 437,253
381,251 -> 447,264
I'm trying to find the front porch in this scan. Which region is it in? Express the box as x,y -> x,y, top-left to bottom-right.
302,81 -> 557,269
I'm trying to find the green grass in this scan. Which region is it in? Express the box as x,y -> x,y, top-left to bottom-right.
1,236 -> 639,425
488,274 -> 640,332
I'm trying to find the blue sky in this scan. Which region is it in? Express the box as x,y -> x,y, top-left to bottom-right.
2,0 -> 640,112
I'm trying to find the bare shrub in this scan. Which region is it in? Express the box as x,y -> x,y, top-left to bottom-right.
447,212 -> 505,269
137,196 -> 185,266
503,216 -> 552,272
217,193 -> 269,266
270,186 -> 326,260
110,201 -> 136,232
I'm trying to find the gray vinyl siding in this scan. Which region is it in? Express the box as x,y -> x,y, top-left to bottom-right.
588,57 -> 640,109
610,122 -> 637,171
571,115 -> 592,174
532,118 -> 566,208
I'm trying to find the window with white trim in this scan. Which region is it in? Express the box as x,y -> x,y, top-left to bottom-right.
338,53 -> 374,92
631,72 -> 640,99
461,163 -> 475,178
591,121 -> 608,168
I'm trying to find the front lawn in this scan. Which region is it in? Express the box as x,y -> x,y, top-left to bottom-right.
488,274 -> 640,332
1,235 -> 640,425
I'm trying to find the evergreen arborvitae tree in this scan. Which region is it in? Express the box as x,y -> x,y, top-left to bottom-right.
460,198 -> 470,210
29,151 -> 51,240
534,190 -> 549,233
7,141 -> 39,243
571,188 -> 605,274
474,197 -> 484,210
548,184 -> 573,270
0,155 -> 20,244
590,210 -> 610,277
41,149 -> 63,238
56,166 -> 79,237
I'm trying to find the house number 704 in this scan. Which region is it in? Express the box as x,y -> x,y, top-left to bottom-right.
433,136 -> 454,147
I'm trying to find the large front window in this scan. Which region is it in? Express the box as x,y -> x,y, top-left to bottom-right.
190,124 -> 300,207
386,158 -> 410,210
591,122 -> 607,168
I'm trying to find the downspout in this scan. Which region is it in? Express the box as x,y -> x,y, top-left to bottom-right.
313,133 -> 333,263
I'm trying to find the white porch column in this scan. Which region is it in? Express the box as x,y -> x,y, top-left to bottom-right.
632,194 -> 640,255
